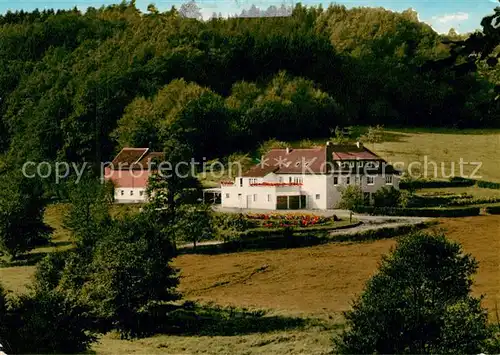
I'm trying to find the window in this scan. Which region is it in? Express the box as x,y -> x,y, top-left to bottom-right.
130,190 -> 134,196
120,190 -> 124,196
267,194 -> 271,202
367,176 -> 375,185
239,178 -> 243,187
385,175 -> 393,185
278,177 -> 283,183
315,194 -> 320,200
225,193 -> 230,198
293,177 -> 303,184
140,190 -> 144,197
333,176 -> 338,185
253,194 -> 257,202
249,178 -> 258,185
238,193 -> 242,200
289,177 -> 292,183
355,176 -> 360,185
346,176 -> 350,185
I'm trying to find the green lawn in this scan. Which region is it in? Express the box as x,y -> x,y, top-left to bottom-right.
371,129 -> 500,183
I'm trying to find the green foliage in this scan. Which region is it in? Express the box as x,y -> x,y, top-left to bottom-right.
335,232 -> 492,354
358,125 -> 384,148
373,186 -> 402,207
400,177 -> 476,190
354,205 -> 481,217
79,212 -> 180,337
4,289 -> 97,354
213,213 -> 258,241
337,185 -> 364,210
485,205 -> 500,214
32,251 -> 69,293
63,177 -> 113,249
0,172 -> 52,259
477,180 -> 500,189
175,204 -> 214,249
0,3 -> 499,179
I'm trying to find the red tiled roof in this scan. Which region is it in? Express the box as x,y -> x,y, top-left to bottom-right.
242,147 -> 326,177
242,143 -> 400,177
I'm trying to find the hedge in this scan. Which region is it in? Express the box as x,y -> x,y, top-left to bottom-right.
400,177 -> 500,190
477,180 -> 500,189
485,205 -> 500,214
238,221 -> 362,239
400,178 -> 475,190
331,222 -> 434,243
354,205 -> 480,217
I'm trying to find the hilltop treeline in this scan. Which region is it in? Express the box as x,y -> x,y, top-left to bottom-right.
0,3 -> 499,165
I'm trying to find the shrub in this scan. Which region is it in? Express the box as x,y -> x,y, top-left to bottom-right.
485,205 -> 500,214
400,178 -> 475,190
337,185 -> 364,210
335,232 -> 492,354
257,139 -> 287,156
4,289 -> 97,354
477,180 -> 500,189
373,186 -> 402,207
354,206 -> 480,217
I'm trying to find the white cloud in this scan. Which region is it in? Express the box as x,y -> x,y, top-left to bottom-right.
432,12 -> 469,24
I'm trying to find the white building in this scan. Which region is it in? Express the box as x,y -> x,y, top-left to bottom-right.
219,142 -> 400,210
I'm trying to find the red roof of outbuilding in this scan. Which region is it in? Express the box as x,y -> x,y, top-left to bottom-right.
109,148 -> 165,170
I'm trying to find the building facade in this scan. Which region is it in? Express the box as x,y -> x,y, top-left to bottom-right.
220,142 -> 400,210
104,147 -> 163,203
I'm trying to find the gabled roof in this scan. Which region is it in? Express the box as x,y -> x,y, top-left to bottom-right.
111,148 -> 148,166
242,142 -> 401,177
110,148 -> 165,170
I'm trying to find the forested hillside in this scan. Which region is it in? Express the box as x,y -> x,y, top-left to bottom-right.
0,2 -> 499,166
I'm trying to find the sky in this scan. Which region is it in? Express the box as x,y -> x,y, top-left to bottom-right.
0,0 -> 498,34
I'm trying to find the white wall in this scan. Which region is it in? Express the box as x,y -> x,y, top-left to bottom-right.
277,174 -> 328,209
221,172 -> 400,210
114,188 -> 147,203
327,173 -> 401,207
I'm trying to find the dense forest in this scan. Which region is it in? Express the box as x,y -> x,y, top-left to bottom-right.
0,2 -> 499,167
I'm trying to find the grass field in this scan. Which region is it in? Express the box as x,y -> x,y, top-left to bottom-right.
92,215 -> 500,354
174,216 -> 500,320
369,129 -> 500,182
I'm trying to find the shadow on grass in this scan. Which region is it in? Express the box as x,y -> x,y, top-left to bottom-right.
178,233 -> 331,255
135,301 -> 311,338
1,241 -> 73,267
378,131 -> 409,143
5,250 -> 49,267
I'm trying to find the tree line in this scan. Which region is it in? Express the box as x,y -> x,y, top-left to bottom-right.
0,2 -> 499,169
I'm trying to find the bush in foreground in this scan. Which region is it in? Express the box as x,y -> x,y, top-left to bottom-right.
334,232 -> 492,354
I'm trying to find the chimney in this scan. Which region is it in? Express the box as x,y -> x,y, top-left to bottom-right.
356,141 -> 363,148
325,141 -> 334,173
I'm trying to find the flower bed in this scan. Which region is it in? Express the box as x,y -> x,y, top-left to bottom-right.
246,213 -> 331,228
